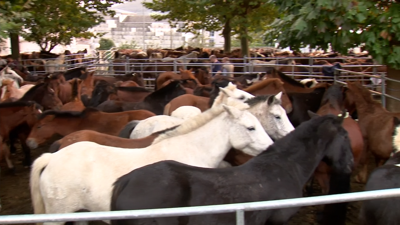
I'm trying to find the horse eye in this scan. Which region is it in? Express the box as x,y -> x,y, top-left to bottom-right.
275,116 -> 281,119
239,96 -> 245,100
247,126 -> 255,131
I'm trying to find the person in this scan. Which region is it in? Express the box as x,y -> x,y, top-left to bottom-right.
221,57 -> 234,78
209,55 -> 222,77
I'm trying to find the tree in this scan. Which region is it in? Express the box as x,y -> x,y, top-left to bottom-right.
118,40 -> 138,50
20,0 -> 128,52
143,0 -> 277,56
264,0 -> 400,111
98,38 -> 115,50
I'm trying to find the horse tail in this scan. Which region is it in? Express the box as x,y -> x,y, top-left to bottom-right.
164,103 -> 171,115
30,153 -> 53,215
118,120 -> 141,138
48,140 -> 61,153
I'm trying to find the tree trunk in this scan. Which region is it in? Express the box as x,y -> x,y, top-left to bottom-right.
386,66 -> 400,112
240,34 -> 249,57
222,19 -> 231,53
10,33 -> 20,60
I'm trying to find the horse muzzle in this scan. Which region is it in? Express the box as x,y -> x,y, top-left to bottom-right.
26,138 -> 38,149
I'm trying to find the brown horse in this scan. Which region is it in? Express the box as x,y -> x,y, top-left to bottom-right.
244,78 -> 293,113
113,86 -> 152,102
25,107 -> 156,149
80,71 -> 95,98
61,78 -> 85,111
314,84 -> 366,194
193,67 -> 211,85
0,101 -> 42,171
48,130 -> 162,152
345,82 -> 400,168
163,94 -> 210,115
155,69 -> 199,90
18,78 -> 63,110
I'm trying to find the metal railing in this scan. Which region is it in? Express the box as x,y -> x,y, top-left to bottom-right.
1,189 -> 400,224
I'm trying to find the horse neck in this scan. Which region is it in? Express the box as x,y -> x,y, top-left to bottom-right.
51,117 -> 82,135
317,103 -> 341,116
349,88 -> 386,115
251,139 -> 331,188
157,112 -> 232,168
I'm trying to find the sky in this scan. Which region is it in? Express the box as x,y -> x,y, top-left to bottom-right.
110,0 -> 154,15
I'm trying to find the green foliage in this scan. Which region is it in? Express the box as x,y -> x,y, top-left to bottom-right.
265,0 -> 400,69
0,0 -> 33,40
19,0 -> 128,52
98,38 -> 115,50
118,40 -> 138,50
143,0 -> 278,54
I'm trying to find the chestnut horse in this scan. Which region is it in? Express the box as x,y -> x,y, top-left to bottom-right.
345,82 -> 400,168
1,80 -> 34,102
0,101 -> 42,171
48,129 -> 170,153
244,78 -> 293,113
163,94 -> 210,115
25,107 -> 156,149
314,84 -> 366,194
61,78 -> 85,111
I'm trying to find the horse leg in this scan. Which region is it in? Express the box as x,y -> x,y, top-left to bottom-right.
18,129 -> 32,167
1,143 -> 15,174
8,129 -> 18,155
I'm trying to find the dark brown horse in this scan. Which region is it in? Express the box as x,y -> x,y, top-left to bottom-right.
25,107 -> 156,149
155,69 -> 199,90
0,101 -> 42,171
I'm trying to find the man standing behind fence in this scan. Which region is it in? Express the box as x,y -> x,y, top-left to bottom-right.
222,57 -> 234,78
209,55 -> 222,77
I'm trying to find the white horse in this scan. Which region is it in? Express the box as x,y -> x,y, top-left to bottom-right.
170,106 -> 202,120
30,104 -> 273,223
129,83 -> 255,139
300,78 -> 319,88
161,51 -> 199,64
0,66 -> 23,89
44,54 -> 65,73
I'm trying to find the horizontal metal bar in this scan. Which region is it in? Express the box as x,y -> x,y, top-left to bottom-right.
1,189 -> 400,224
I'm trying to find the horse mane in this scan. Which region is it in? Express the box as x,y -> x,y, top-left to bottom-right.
116,86 -> 151,92
244,78 -> 283,93
152,105 -> 226,144
145,80 -> 183,99
320,84 -> 344,108
71,79 -> 80,99
19,83 -> 46,101
0,100 -> 39,109
38,107 -> 99,120
245,95 -> 275,107
152,125 -> 180,135
272,69 -> 306,88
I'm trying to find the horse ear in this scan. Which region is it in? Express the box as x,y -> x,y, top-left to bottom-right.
274,92 -> 282,101
219,86 -> 230,96
307,110 -> 320,119
222,104 -> 243,119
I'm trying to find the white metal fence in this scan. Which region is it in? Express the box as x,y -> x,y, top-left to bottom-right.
1,189 -> 400,224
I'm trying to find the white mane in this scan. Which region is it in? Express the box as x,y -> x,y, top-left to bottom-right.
393,124 -> 400,153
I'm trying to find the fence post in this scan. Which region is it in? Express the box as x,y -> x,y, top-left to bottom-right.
381,73 -> 386,108
236,209 -> 245,225
243,56 -> 247,73
173,59 -> 177,73
309,57 -> 313,76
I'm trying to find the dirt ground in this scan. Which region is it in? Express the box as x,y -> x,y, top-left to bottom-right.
0,140 -> 368,225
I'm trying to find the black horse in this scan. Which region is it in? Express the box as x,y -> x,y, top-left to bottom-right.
110,113 -> 353,225
359,117 -> 400,225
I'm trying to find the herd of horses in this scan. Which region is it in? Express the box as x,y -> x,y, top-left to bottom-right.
0,55 -> 399,225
